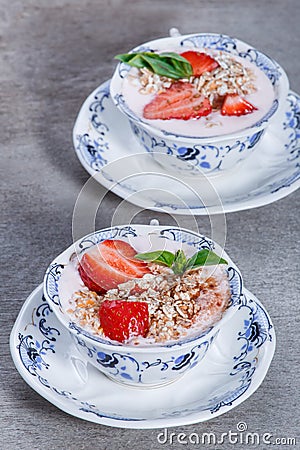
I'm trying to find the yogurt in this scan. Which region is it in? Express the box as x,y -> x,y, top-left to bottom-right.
60,236 -> 231,345
121,49 -> 275,138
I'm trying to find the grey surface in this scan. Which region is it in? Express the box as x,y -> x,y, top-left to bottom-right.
1,1 -> 299,449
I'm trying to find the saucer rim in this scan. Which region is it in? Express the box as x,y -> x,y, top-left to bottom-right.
10,284 -> 276,429
73,80 -> 300,215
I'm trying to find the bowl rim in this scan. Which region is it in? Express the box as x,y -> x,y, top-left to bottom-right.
43,223 -> 244,353
110,32 -> 289,142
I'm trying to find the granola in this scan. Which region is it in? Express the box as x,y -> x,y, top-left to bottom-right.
68,264 -> 230,344
135,51 -> 256,107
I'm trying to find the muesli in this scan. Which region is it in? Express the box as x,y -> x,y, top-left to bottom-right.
116,48 -> 274,136
67,239 -> 231,344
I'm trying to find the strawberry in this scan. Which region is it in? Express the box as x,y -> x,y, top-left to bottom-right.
99,300 -> 149,343
78,239 -> 150,293
180,51 -> 219,76
143,82 -> 212,120
78,263 -> 106,294
221,94 -> 257,116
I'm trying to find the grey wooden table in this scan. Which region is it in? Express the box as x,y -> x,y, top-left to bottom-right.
1,1 -> 299,449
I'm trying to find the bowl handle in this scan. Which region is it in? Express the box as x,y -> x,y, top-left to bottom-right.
169,27 -> 181,37
149,218 -> 160,226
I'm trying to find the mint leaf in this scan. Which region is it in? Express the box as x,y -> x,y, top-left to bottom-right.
135,248 -> 227,274
123,54 -> 146,69
114,51 -> 193,79
186,249 -> 227,270
160,52 -> 192,63
141,54 -> 186,79
134,250 -> 175,267
172,250 -> 187,275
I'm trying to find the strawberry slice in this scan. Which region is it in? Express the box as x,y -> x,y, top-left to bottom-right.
221,94 -> 257,116
99,300 -> 149,343
78,239 -> 150,293
180,51 -> 219,76
143,82 -> 212,120
78,263 -> 106,294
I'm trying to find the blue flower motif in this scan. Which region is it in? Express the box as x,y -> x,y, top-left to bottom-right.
121,373 -> 133,380
200,161 -> 211,169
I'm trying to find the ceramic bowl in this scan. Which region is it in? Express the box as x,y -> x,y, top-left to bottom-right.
110,33 -> 289,175
43,223 -> 243,387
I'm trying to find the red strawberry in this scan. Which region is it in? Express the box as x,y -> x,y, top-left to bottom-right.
180,51 -> 219,76
78,240 -> 150,293
221,94 -> 257,116
99,300 -> 149,343
78,263 -> 106,294
143,82 -> 212,120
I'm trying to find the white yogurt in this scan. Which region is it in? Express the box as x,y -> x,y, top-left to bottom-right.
121,50 -> 275,137
57,236 -> 230,345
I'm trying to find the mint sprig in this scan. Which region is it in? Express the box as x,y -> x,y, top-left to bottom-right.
135,248 -> 227,275
114,51 -> 193,80
133,250 -> 175,267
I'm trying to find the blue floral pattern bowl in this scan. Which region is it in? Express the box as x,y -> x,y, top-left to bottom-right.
43,223 -> 244,387
110,33 -> 289,175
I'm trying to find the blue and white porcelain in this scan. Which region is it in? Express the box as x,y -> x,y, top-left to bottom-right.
73,82 -> 300,214
43,223 -> 243,387
110,33 -> 289,175
10,284 -> 275,428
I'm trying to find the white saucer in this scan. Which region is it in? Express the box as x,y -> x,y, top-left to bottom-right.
10,284 -> 275,429
73,80 -> 300,215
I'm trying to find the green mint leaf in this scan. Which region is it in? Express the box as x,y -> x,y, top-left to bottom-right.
160,52 -> 193,76
115,53 -> 136,63
135,248 -> 227,274
134,250 -> 175,267
160,52 -> 192,63
115,53 -> 146,68
114,51 -> 192,79
172,249 -> 188,275
171,58 -> 190,77
186,249 -> 228,270
141,54 -> 185,79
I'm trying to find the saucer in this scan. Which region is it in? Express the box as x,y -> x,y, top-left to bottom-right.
73,80 -> 300,215
10,284 -> 275,429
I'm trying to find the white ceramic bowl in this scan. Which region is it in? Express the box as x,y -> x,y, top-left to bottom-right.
43,223 -> 243,387
110,33 -> 289,175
